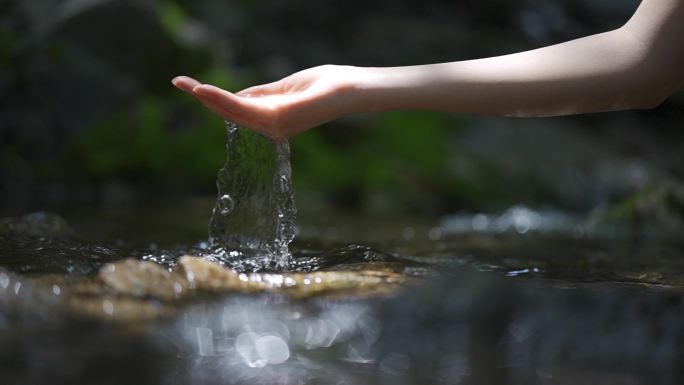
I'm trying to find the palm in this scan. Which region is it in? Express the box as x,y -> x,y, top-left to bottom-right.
173,65 -> 353,140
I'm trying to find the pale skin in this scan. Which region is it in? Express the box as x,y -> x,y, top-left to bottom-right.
173,0 -> 684,141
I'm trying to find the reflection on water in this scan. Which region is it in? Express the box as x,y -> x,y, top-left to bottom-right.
175,297 -> 380,384
440,205 -> 580,235
1,131 -> 684,383
3,245 -> 684,385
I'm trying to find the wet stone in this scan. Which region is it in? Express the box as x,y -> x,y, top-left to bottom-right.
86,256 -> 409,313
99,259 -> 187,301
0,212 -> 75,238
175,255 -> 407,297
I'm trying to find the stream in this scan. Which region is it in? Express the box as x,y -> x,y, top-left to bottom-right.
1,123 -> 684,385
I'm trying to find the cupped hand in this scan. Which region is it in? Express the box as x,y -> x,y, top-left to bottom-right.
172,65 -> 363,141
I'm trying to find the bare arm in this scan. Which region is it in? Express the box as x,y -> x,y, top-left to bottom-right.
173,0 -> 684,139
354,0 -> 684,117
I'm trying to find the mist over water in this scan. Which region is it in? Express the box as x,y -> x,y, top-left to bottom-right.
206,122 -> 297,270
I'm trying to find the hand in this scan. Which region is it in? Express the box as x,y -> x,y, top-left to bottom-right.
172,65 -> 363,141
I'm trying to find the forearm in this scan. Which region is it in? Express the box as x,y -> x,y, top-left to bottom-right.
350,27 -> 669,117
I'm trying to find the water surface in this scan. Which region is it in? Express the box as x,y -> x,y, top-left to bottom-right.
1,123 -> 684,385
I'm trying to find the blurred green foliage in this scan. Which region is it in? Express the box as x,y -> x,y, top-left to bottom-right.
66,65 -> 243,186
2,0 -> 682,220
294,111 -> 453,189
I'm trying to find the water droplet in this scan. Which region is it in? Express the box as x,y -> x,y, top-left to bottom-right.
226,121 -> 238,133
173,282 -> 183,295
471,214 -> 489,231
255,335 -> 290,364
236,332 -> 267,368
428,227 -> 443,241
102,300 -> 114,316
506,268 -> 530,277
0,272 -> 9,289
278,175 -> 289,192
218,194 -> 234,215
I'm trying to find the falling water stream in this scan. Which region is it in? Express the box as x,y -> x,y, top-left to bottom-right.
205,122 -> 296,270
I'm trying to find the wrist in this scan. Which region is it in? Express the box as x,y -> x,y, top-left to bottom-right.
346,65 -> 438,113
343,66 -> 395,113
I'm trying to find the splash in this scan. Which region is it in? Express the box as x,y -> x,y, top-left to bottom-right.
207,121 -> 296,270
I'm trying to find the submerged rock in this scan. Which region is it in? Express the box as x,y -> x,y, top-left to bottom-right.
0,213 -> 125,275
99,259 -> 187,301
175,255 -> 405,298
0,212 -> 75,238
95,256 -> 408,307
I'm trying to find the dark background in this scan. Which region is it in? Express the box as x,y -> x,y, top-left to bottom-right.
1,0 -> 682,233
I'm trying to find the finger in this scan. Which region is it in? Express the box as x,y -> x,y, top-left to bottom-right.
192,84 -> 246,102
194,93 -> 273,133
195,94 -> 249,122
236,81 -> 284,97
192,84 -> 267,114
172,76 -> 202,94
193,93 -> 278,139
192,85 -> 259,114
